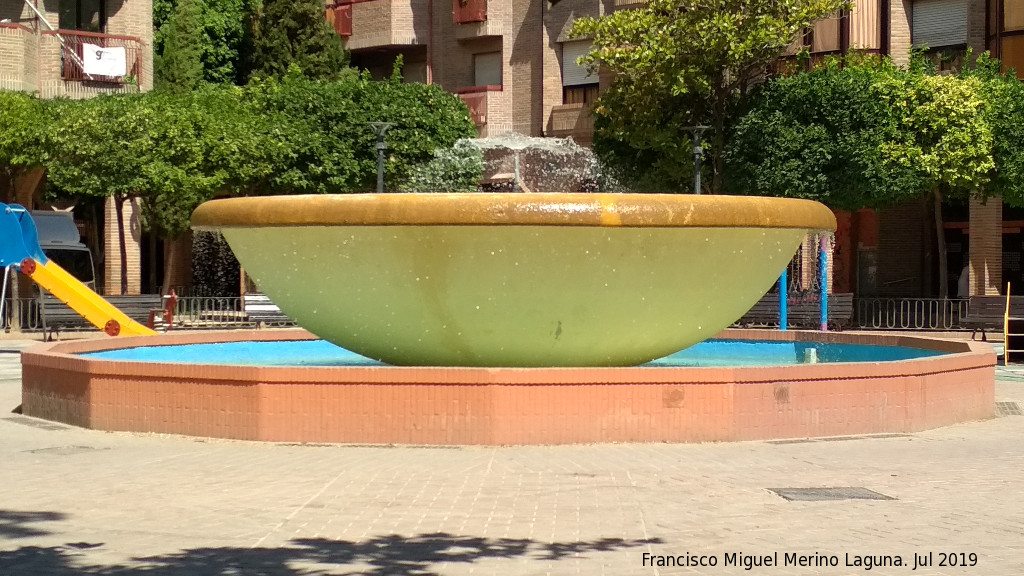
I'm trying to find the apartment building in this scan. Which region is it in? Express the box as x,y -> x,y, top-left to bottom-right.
323,0 -> 917,145
1,0 -> 152,295
0,0 -> 153,97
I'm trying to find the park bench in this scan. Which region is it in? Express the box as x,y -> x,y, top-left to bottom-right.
736,292 -> 855,330
39,292 -> 174,340
242,292 -> 293,328
960,295 -> 1011,341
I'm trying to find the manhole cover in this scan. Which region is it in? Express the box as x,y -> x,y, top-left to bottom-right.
26,446 -> 107,456
996,402 -> 1023,416
3,416 -> 69,431
768,487 -> 895,501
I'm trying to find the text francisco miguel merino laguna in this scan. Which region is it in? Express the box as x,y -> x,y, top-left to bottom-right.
643,551 -> 979,570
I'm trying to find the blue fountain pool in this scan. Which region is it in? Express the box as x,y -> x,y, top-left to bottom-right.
82,338 -> 944,367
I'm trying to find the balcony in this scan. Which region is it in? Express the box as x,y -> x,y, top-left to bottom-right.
326,4 -> 352,37
548,103 -> 595,145
456,87 -> 494,128
43,30 -> 143,85
345,0 -> 428,51
13,30 -> 144,98
453,0 -> 486,23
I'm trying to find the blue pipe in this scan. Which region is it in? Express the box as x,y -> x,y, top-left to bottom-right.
819,235 -> 829,331
779,268 -> 788,331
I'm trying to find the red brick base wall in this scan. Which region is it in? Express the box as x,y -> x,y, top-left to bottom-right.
21,330 -> 996,445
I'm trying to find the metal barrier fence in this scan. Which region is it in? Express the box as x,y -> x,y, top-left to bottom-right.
854,297 -> 970,331
173,296 -> 249,329
2,295 -> 300,333
1,298 -> 43,332
1,295 -> 975,333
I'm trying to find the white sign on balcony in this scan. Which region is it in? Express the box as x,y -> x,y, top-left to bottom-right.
82,43 -> 127,77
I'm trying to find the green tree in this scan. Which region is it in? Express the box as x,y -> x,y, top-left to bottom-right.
155,0 -> 205,92
247,0 -> 348,82
725,56 -> 925,210
44,90 -> 286,293
571,0 -> 849,193
962,53 -> 1024,207
0,91 -> 48,202
244,70 -> 476,193
879,71 -> 993,298
726,56 -> 994,298
154,0 -> 252,85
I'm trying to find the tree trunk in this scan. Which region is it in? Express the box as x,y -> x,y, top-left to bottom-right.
8,267 -> 20,333
934,187 -> 948,300
161,237 -> 177,296
115,195 -> 128,295
148,233 -> 158,294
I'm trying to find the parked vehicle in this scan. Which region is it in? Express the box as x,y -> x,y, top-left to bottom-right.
30,211 -> 96,290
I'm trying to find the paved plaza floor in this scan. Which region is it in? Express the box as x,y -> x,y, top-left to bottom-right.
0,336 -> 1022,575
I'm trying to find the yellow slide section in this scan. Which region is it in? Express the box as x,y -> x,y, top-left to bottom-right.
27,259 -> 156,337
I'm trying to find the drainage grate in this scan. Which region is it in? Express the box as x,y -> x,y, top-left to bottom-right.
25,446 -> 107,456
3,416 -> 69,431
996,402 -> 1023,417
768,487 -> 895,501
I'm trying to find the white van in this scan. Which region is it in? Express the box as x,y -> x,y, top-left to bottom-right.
30,211 -> 96,290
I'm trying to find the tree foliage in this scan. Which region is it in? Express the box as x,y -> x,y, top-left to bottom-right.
248,0 -> 348,82
245,70 -> 476,194
154,0 -> 251,85
726,56 -> 994,209
725,57 -> 925,210
154,0 -> 205,92
571,0 -> 849,192
961,53 -> 1024,207
0,91 -> 48,191
39,73 -> 474,231
44,89 -> 283,239
725,55 -> 998,298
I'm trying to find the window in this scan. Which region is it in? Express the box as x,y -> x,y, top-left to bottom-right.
1006,0 -> 1024,31
810,15 -> 841,52
473,51 -> 501,87
912,0 -> 968,48
561,40 -> 598,104
58,0 -> 105,32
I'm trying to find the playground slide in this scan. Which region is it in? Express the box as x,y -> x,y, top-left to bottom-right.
25,259 -> 155,337
1,202 -> 155,337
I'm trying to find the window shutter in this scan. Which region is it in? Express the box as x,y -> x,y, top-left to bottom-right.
561,40 -> 595,86
913,0 -> 968,48
474,52 -> 502,87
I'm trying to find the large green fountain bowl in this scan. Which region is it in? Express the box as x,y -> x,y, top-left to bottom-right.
191,194 -> 836,367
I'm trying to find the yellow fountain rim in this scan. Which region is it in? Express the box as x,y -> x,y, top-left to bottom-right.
191,193 -> 837,230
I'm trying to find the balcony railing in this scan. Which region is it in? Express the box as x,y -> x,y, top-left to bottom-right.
548,103 -> 595,142
453,0 -> 486,24
455,86 -> 499,127
42,30 -> 143,85
326,4 -> 352,37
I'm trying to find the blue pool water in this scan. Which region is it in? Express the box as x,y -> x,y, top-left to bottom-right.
83,339 -> 943,367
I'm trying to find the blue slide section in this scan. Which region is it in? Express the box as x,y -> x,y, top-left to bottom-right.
0,203 -> 46,267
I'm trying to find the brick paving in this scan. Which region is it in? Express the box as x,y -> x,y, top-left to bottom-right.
0,337 -> 1022,575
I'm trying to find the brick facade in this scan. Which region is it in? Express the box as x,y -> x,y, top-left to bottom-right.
103,197 -> 143,296
2,0 -> 152,295
969,197 -> 1003,296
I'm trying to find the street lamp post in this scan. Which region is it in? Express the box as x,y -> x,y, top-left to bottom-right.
369,122 -> 395,193
683,125 -> 709,195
